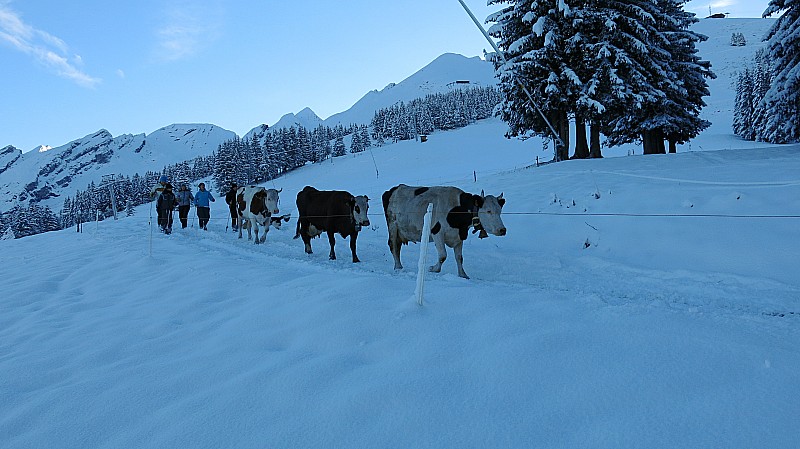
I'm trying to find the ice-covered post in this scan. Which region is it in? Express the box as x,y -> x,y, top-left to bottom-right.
415,203 -> 434,306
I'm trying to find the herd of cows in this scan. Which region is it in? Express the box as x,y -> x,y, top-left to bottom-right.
233,184 -> 507,279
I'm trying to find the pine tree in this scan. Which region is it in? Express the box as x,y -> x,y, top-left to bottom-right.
332,136 -> 347,157
760,0 -> 800,143
733,68 -> 756,140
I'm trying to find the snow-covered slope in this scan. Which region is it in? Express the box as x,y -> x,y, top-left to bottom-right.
1,115 -> 798,448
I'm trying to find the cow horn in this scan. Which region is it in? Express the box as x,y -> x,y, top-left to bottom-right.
480,189 -> 485,198
277,188 -> 282,193
498,192 -> 504,199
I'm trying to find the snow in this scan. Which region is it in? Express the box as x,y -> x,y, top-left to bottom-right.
2,115 -> 799,447
2,18 -> 799,449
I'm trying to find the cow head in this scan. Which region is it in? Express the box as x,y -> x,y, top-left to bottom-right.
265,188 -> 281,215
475,190 -> 506,237
352,195 -> 370,230
270,214 -> 291,229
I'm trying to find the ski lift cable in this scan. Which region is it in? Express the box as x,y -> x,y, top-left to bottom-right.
456,0 -> 566,156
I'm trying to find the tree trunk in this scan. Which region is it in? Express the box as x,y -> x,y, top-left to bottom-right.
589,121 -> 603,158
655,130 -> 666,154
557,109 -> 570,161
668,138 -> 677,153
642,130 -> 653,154
642,129 -> 666,155
572,116 -> 589,159
549,109 -> 570,162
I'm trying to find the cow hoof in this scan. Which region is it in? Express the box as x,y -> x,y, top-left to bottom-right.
353,258 -> 360,263
329,255 -> 336,260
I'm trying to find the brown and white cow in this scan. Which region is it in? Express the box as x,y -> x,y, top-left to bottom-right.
294,186 -> 370,262
382,184 -> 506,279
236,186 -> 281,244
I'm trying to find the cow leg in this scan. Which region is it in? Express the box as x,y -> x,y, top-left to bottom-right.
453,240 -> 469,279
253,225 -> 260,245
350,233 -> 360,263
388,227 -> 403,270
429,234 -> 447,274
237,218 -> 243,239
327,230 -> 337,260
259,226 -> 267,244
300,224 -> 313,254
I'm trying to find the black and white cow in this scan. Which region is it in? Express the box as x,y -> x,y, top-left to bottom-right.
236,186 -> 281,244
268,214 -> 291,230
382,184 -> 506,279
294,186 -> 370,262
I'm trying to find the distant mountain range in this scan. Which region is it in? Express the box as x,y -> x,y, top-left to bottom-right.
0,53 -> 496,214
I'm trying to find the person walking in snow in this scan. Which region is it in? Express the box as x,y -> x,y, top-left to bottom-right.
194,182 -> 215,230
150,175 -> 169,199
175,183 -> 194,229
156,183 -> 178,234
225,182 -> 239,231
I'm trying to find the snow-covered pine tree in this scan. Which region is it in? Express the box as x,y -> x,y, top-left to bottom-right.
358,125 -> 372,150
733,68 -> 756,140
487,0 -> 582,161
595,0 -> 712,154
350,130 -> 364,153
750,49 -> 773,141
760,0 -> 800,143
655,0 -> 714,153
332,136 -> 347,157
1,226 -> 15,240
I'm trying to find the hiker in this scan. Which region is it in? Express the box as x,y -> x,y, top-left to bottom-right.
225,182 -> 239,231
175,183 -> 194,229
150,175 -> 169,199
194,182 -> 215,230
156,183 -> 178,234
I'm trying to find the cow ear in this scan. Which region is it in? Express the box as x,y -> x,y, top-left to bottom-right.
472,194 -> 484,208
498,197 -> 506,207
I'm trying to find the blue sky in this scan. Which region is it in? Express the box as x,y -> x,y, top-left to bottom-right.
0,0 -> 773,152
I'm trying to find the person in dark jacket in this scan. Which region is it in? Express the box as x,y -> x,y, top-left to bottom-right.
175,184 -> 194,228
194,182 -> 215,230
150,175 -> 169,199
225,182 -> 239,231
156,183 -> 178,234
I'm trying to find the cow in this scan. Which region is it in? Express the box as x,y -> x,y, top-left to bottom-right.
294,186 -> 370,262
382,184 -> 506,279
236,186 -> 281,244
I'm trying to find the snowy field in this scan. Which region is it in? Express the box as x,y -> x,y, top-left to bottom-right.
2,116 -> 799,448
2,17 -> 799,449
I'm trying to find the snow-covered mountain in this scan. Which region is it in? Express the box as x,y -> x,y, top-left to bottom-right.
0,18 -> 778,216
0,124 -> 235,213
322,53 -> 496,127
244,53 -> 497,138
